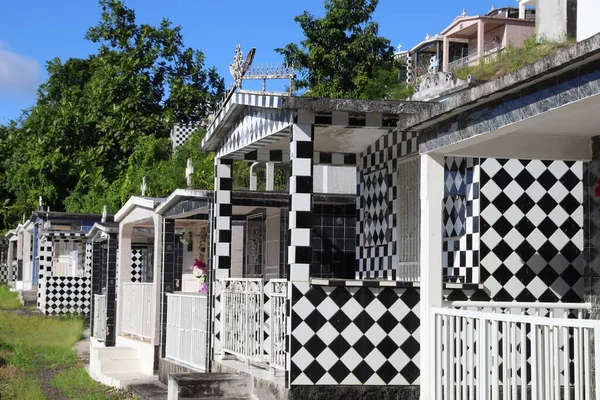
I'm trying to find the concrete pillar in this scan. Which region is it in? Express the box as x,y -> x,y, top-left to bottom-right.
249,162 -> 259,191
213,158 -> 233,279
288,123 -> 314,283
419,153 -> 445,400
116,224 -> 133,337
442,36 -> 450,72
477,20 -> 486,61
266,162 -> 275,191
519,1 -> 526,19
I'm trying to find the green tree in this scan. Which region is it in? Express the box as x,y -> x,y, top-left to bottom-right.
276,0 -> 408,99
0,0 -> 224,224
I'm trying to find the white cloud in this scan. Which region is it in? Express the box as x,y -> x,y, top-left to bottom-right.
0,42 -> 42,96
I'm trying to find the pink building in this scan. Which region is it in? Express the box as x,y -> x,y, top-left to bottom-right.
441,7 -> 535,72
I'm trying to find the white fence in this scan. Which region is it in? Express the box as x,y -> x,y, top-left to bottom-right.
166,293 -> 208,371
92,294 -> 107,341
122,283 -> 153,340
269,280 -> 287,374
221,278 -> 264,364
433,302 -> 599,400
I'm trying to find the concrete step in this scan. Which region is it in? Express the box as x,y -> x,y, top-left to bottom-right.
101,358 -> 142,374
19,290 -> 37,306
128,381 -> 169,400
96,347 -> 138,361
169,373 -> 252,400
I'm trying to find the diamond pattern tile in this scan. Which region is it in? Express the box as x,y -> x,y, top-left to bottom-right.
480,158 -> 584,302
290,284 -> 420,386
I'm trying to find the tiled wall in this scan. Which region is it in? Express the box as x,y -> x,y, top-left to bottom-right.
312,203 -> 356,279
290,283 -> 420,386
480,158 -> 584,302
443,157 -> 480,283
356,131 -> 419,280
44,276 -> 91,315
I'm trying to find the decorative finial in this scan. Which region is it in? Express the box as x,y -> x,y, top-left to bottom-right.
186,158 -> 194,189
102,205 -> 107,223
397,43 -> 402,51
425,33 -> 430,40
461,8 -> 467,17
141,176 -> 147,197
22,214 -> 25,223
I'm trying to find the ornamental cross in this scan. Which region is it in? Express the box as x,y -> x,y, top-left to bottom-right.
186,158 -> 194,189
141,176 -> 147,197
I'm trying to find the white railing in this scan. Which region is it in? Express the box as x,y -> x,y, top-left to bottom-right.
121,283 -> 153,340
93,294 -> 107,341
447,45 -> 505,71
221,278 -> 264,364
166,293 -> 208,371
433,302 -> 599,400
269,280 -> 288,374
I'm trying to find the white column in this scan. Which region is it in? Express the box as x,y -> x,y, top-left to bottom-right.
442,36 -> 450,72
419,153 -> 444,400
519,1 -> 526,19
249,162 -> 259,191
116,224 -> 133,337
266,162 -> 275,191
214,157 -> 232,280
151,213 -> 163,346
477,20 -> 486,61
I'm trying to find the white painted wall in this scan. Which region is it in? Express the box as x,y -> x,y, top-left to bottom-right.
314,165 -> 355,194
578,0 -> 600,41
535,0 -> 568,40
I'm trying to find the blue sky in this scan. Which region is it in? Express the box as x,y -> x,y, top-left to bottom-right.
0,0 -> 494,123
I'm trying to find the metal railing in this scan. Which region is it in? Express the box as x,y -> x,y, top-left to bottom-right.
92,294 -> 107,341
269,280 -> 287,374
433,302 -> 598,400
221,278 -> 264,365
121,283 -> 153,340
166,293 -> 208,371
447,45 -> 506,71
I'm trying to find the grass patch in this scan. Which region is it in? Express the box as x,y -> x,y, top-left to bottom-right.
0,285 -> 132,399
0,285 -> 22,310
454,35 -> 575,81
53,367 -> 133,400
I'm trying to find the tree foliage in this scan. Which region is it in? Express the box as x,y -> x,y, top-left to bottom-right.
0,0 -> 224,226
276,0 -> 409,99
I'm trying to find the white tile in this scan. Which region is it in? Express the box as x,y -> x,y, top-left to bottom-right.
526,205 -> 547,227
290,264 -> 310,282
526,160 -> 546,178
291,193 -> 312,211
292,322 -> 316,346
316,322 -> 340,346
340,347 -> 363,370
364,324 -> 387,346
292,159 -> 313,176
504,228 -> 525,251
504,159 -> 525,178
316,348 -> 338,371
340,297 -> 363,321
291,229 -> 311,247
340,324 -> 363,346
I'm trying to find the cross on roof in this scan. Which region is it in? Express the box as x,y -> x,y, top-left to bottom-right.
186,158 -> 194,189
141,176 -> 147,197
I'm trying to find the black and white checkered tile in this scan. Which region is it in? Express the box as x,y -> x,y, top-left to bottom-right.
130,248 -> 144,282
239,149 -> 356,166
290,282 -> 420,385
45,276 -> 91,316
480,159 -> 584,302
356,131 -> 419,280
362,169 -> 390,248
0,264 -> 8,284
171,123 -> 198,149
443,157 -> 480,284
37,232 -> 91,315
85,243 -> 92,279
289,122 -> 315,282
